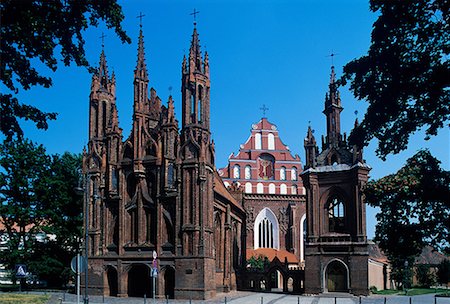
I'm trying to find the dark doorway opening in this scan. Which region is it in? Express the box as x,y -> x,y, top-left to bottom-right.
164,267 -> 175,299
106,266 -> 118,296
128,264 -> 152,297
326,261 -> 348,292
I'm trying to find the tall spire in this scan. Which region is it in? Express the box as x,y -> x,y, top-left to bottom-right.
98,50 -> 109,89
323,65 -> 343,147
189,26 -> 203,73
135,27 -> 148,81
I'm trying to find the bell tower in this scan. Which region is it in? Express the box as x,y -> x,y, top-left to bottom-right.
175,21 -> 216,299
301,66 -> 370,296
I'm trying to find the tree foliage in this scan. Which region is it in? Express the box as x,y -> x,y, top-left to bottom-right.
437,260 -> 450,286
0,138 -> 82,287
341,1 -> 449,159
416,264 -> 436,288
365,150 -> 450,286
0,0 -> 130,140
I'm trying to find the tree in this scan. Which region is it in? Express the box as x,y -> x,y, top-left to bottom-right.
416,264 -> 436,288
0,138 -> 51,282
437,260 -> 450,288
340,1 -> 449,159
0,0 -> 130,140
29,152 -> 83,287
365,150 -> 450,287
0,138 -> 82,287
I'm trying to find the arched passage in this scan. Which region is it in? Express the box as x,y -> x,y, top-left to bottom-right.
268,267 -> 284,291
128,264 -> 152,297
106,266 -> 118,296
325,260 -> 349,292
163,267 -> 175,299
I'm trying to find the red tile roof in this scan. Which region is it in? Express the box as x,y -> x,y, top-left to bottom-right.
247,248 -> 299,264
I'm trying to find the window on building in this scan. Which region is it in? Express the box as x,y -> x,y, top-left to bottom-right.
328,197 -> 345,233
291,184 -> 297,195
280,184 -> 287,194
167,163 -> 174,188
198,85 -> 203,122
269,183 -> 275,194
254,208 -> 279,249
268,133 -> 275,150
255,133 -> 262,149
257,183 -> 264,194
233,165 -> 240,179
245,165 -> 252,179
245,182 -> 252,193
280,166 -> 286,180
291,167 -> 298,181
224,181 -> 230,188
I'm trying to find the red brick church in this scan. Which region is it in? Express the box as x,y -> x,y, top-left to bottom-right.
82,21 -> 371,299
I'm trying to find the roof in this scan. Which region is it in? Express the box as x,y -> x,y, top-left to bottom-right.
368,242 -> 388,264
415,246 -> 450,265
247,248 -> 299,264
213,170 -> 244,211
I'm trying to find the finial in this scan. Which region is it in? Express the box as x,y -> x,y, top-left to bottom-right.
137,12 -> 146,28
100,32 -> 107,50
327,51 -> 339,66
190,8 -> 200,27
260,104 -> 269,118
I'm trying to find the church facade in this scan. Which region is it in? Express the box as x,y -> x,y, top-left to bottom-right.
82,25 -> 245,299
82,23 -> 371,298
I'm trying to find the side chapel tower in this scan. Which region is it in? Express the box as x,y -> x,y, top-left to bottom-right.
301,66 -> 371,295
176,22 -> 216,299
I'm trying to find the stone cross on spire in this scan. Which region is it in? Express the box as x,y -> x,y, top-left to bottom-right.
137,12 -> 146,28
327,51 -> 339,66
260,104 -> 269,117
190,8 -> 200,26
100,32 -> 107,50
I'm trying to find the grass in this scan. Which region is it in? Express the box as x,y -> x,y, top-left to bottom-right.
373,288 -> 449,296
0,293 -> 50,304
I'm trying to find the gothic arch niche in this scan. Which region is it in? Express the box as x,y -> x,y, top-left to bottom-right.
197,85 -> 203,122
127,264 -> 152,297
258,153 -> 275,180
162,266 -> 175,299
324,259 -> 349,292
254,208 -> 280,249
123,142 -> 133,160
105,266 -> 118,296
161,210 -> 175,253
326,196 -> 346,233
213,212 -> 223,270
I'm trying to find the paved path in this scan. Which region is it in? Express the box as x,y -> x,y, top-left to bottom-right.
6,291 -> 450,304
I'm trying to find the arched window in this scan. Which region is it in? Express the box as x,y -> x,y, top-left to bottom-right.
233,165 -> 240,179
256,183 -> 264,194
291,185 -> 297,195
328,197 -> 345,233
280,166 -> 286,180
245,165 -> 252,180
268,133 -> 275,150
255,133 -> 262,149
280,184 -> 287,194
300,214 -> 306,263
291,167 -> 298,181
254,208 -> 279,249
190,94 -> 195,115
268,183 -> 275,194
198,85 -> 203,122
301,187 -> 306,195
245,182 -> 252,193
224,181 -> 230,188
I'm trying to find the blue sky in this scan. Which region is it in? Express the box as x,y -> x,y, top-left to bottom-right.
7,0 -> 449,239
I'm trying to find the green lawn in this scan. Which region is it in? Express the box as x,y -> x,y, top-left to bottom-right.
373,288 -> 449,296
0,293 -> 50,304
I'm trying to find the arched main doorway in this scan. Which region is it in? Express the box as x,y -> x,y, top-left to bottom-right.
163,267 -> 175,299
325,260 -> 348,292
106,266 -> 118,296
128,264 -> 152,297
268,268 -> 284,292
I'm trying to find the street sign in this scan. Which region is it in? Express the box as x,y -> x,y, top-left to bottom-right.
71,255 -> 87,273
15,264 -> 27,278
151,267 -> 158,278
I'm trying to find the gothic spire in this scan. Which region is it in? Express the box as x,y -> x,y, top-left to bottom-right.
323,65 -> 343,147
98,50 -> 109,89
135,28 -> 148,81
189,26 -> 203,73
